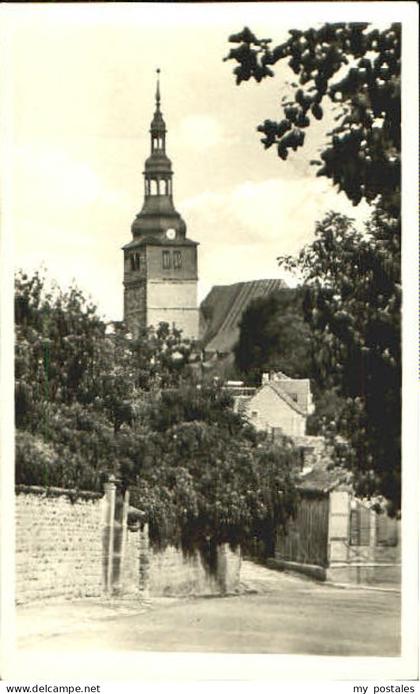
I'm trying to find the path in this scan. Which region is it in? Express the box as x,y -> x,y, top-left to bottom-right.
16,561 -> 400,657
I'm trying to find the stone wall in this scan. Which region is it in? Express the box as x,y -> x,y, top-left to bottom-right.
140,528 -> 241,597
16,485 -> 241,603
124,280 -> 147,337
121,523 -> 144,596
15,486 -> 104,604
147,280 -> 199,339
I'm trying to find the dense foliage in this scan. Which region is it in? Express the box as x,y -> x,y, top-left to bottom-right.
280,207 -> 401,510
128,386 -> 298,562
15,270 -> 300,560
233,288 -> 312,385
225,22 -> 400,216
225,22 -> 401,511
15,270 -> 196,489
233,287 -> 345,439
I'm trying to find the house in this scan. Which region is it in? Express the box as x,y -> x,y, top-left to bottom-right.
231,371 -> 401,587
233,370 -> 314,439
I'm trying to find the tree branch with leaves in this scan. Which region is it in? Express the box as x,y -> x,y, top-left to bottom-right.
225,22 -> 400,217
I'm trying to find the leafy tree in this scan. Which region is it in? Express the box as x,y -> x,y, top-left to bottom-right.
131,321 -> 195,391
225,23 -> 400,216
225,23 -> 401,511
127,384 -> 299,563
15,270 -> 300,562
14,270 -> 194,488
234,288 -> 312,385
280,207 -> 401,510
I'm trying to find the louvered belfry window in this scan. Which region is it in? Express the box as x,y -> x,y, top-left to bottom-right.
162,250 -> 171,269
173,251 -> 182,269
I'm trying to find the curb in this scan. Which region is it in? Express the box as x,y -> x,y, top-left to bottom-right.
323,580 -> 401,594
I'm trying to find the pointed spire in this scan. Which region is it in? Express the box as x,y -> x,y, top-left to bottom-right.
150,68 -> 166,140
155,68 -> 161,111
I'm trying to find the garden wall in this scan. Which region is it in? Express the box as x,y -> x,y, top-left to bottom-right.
15,483 -> 241,604
145,541 -> 241,596
15,486 -> 104,604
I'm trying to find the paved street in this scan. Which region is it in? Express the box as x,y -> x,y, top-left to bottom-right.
17,561 -> 400,657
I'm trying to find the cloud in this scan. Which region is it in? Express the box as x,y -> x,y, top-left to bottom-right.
182,176 -> 371,302
15,146 -> 97,206
12,144 -> 133,320
175,115 -> 226,150
182,176 -> 370,252
12,149 -> 371,320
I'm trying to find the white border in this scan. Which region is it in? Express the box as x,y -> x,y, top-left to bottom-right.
1,1 -> 418,683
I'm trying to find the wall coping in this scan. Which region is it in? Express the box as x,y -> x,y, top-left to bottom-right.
15,484 -> 103,501
297,486 -> 330,498
268,557 -> 327,581
329,561 -> 401,568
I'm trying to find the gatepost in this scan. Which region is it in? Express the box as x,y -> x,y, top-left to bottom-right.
328,490 -> 351,567
103,475 -> 116,593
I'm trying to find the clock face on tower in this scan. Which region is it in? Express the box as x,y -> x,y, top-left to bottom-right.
166,228 -> 176,240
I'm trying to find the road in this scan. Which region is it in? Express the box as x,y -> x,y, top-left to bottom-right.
17,561 -> 400,657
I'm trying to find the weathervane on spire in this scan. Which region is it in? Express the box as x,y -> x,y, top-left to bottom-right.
156,68 -> 161,110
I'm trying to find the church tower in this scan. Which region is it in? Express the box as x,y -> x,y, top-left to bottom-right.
123,71 -> 199,339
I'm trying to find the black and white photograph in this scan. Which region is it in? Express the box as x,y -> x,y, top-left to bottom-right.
0,0 -> 418,684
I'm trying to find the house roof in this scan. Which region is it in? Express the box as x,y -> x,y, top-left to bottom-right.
199,279 -> 288,354
298,466 -> 345,494
297,438 -> 353,494
122,236 -> 198,251
265,382 -> 307,417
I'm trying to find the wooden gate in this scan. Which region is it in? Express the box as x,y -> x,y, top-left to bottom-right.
275,490 -> 330,567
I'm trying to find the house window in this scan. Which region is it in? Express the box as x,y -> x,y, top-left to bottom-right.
349,505 -> 371,546
162,250 -> 171,269
173,251 -> 182,269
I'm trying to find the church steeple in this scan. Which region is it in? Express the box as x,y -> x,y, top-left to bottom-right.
150,69 -> 166,155
122,71 -> 199,340
131,69 -> 187,239
155,69 -> 161,109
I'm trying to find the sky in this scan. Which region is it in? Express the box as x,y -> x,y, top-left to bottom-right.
5,2 -> 391,322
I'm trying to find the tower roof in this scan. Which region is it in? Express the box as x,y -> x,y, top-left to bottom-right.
150,69 -> 166,133
130,70 -> 189,241
144,151 -> 172,174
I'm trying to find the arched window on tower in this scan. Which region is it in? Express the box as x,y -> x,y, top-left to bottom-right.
162,251 -> 171,269
173,251 -> 182,269
150,179 -> 158,196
